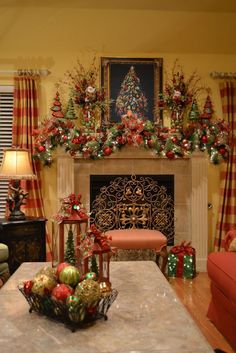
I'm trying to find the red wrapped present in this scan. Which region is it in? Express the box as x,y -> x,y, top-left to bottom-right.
168,241 -> 196,279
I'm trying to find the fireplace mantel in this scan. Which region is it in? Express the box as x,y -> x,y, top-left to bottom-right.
57,147 -> 208,271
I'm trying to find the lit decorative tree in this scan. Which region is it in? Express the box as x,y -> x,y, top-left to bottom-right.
116,66 -> 148,118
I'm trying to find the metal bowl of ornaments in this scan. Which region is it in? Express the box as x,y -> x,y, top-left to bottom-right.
18,264 -> 118,331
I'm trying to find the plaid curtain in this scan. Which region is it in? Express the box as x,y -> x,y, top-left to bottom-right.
12,75 -> 52,260
214,81 -> 236,251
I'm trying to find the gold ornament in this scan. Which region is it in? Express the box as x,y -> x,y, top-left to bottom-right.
32,274 -> 57,296
75,279 -> 101,307
99,281 -> 112,297
35,266 -> 57,282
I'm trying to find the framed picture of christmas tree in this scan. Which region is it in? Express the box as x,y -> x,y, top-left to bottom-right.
101,57 -> 163,124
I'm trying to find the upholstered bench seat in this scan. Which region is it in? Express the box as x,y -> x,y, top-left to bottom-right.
106,229 -> 166,250
105,229 -> 168,273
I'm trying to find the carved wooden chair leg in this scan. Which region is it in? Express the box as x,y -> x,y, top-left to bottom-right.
156,246 -> 168,275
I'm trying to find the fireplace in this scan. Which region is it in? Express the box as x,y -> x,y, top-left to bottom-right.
57,146 -> 208,271
90,174 -> 174,245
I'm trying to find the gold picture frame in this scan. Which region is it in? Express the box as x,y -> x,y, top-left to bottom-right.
101,57 -> 163,124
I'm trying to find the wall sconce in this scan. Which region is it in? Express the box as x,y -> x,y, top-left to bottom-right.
0,148 -> 36,221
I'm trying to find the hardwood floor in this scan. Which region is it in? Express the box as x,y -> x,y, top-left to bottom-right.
169,272 -> 235,353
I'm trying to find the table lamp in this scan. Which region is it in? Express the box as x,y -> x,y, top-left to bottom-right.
0,147 -> 36,221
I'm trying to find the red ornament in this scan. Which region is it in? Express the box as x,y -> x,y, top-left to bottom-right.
148,139 -> 155,148
63,135 -> 68,141
51,283 -> 74,302
103,146 -> 112,156
201,135 -> 207,143
127,136 -> 133,145
23,280 -> 34,295
135,135 -> 143,144
166,150 -> 175,159
38,145 -> 45,152
172,137 -> 177,144
117,135 -> 126,145
219,147 -> 226,155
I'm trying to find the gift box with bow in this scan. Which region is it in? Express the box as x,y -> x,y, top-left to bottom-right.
168,241 -> 196,279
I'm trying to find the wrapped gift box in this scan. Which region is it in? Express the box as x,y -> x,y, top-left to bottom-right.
168,241 -> 196,279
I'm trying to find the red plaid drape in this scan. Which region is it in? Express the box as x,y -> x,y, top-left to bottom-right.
214,81 -> 236,251
12,76 -> 52,260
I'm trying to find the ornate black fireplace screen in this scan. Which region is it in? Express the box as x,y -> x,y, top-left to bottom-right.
90,175 -> 174,245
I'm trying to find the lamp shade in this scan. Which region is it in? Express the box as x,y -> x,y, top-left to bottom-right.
0,148 -> 36,180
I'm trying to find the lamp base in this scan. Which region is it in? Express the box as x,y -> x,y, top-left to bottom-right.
6,180 -> 28,222
8,209 -> 26,221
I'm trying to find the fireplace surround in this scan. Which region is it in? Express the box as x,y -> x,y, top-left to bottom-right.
57,146 -> 208,271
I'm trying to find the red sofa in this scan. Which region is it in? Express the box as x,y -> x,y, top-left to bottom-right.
207,231 -> 236,351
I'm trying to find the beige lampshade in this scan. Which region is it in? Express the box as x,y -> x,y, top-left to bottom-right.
0,148 -> 36,180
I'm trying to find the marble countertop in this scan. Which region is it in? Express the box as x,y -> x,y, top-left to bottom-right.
0,261 -> 213,353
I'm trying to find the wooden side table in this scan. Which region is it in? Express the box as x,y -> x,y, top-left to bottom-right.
0,217 -> 46,274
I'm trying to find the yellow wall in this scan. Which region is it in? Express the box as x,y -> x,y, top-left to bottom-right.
1,5 -> 235,251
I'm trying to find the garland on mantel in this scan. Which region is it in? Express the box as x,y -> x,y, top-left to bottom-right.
33,109 -> 229,165
33,61 -> 230,166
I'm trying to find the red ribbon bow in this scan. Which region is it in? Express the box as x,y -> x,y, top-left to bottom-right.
171,241 -> 195,256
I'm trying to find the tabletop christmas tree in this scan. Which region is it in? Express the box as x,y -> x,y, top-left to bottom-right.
116,66 -> 148,118
200,95 -> 213,120
188,99 -> 200,121
65,96 -> 77,120
64,225 -> 76,266
51,91 -> 64,119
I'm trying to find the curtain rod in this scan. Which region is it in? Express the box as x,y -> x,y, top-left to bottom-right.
0,69 -> 51,77
210,71 -> 236,79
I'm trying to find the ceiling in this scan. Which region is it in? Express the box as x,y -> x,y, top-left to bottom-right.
1,0 -> 236,12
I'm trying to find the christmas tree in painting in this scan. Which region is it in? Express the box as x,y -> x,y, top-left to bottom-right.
116,66 -> 148,118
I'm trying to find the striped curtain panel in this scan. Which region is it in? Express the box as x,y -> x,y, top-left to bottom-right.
215,81 -> 236,251
12,75 -> 52,260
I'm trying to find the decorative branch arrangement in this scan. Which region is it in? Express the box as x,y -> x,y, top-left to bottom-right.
33,60 -> 230,165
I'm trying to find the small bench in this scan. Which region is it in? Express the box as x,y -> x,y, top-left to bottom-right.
105,229 -> 168,273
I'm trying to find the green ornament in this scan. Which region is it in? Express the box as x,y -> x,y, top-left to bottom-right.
59,265 -> 80,287
85,272 -> 97,281
66,294 -> 81,309
68,303 -> 86,323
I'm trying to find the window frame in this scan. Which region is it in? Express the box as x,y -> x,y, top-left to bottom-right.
0,85 -> 14,218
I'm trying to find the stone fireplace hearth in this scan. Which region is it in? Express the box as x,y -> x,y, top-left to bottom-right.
57,146 -> 208,271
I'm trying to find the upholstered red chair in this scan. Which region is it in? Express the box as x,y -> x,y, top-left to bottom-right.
207,230 -> 236,351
